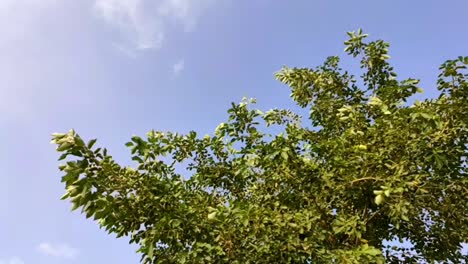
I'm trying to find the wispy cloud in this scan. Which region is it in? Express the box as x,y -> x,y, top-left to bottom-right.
0,257 -> 24,264
93,0 -> 221,52
172,59 -> 185,76
37,242 -> 79,258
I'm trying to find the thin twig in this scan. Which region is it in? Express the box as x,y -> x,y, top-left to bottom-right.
350,177 -> 380,184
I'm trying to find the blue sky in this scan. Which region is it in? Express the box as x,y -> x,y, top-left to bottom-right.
1,0 -> 467,263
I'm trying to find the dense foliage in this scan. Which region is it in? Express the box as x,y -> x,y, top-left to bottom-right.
53,30 -> 468,263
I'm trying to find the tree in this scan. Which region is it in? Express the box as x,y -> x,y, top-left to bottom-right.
52,30 -> 468,263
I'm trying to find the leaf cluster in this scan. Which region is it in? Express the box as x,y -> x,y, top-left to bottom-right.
53,30 -> 468,263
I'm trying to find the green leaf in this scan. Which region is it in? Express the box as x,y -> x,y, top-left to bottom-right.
75,136 -> 85,147
420,113 -> 432,119
57,142 -> 72,152
52,132 -> 66,138
356,144 -> 367,151
375,195 -> 384,205
87,139 -> 97,149
365,247 -> 382,256
147,243 -> 154,259
208,212 -> 217,220
58,153 -> 68,161
243,218 -> 249,227
60,192 -> 70,200
71,202 -> 80,211
132,156 -> 144,163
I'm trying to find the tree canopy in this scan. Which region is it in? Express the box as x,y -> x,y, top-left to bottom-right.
53,30 -> 468,263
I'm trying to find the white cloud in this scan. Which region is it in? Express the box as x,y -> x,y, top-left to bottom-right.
0,257 -> 24,264
93,0 -> 220,52
37,243 -> 79,258
172,59 -> 185,76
